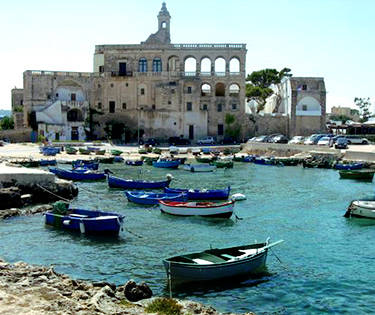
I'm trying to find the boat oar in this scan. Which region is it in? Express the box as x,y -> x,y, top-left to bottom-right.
263,239 -> 284,250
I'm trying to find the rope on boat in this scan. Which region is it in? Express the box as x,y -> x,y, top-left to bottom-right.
270,247 -> 283,264
36,183 -> 73,202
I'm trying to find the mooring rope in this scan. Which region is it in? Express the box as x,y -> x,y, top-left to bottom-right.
36,183 -> 73,202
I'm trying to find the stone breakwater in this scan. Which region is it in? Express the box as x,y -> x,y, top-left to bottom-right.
0,260 -> 252,315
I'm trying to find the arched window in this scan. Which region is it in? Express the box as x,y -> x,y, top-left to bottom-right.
184,57 -> 196,76
215,83 -> 225,96
215,57 -> 226,76
201,83 -> 212,96
67,109 -> 84,122
229,84 -> 240,97
139,58 -> 147,72
229,58 -> 240,74
153,58 -> 162,72
168,56 -> 179,71
201,58 -> 211,75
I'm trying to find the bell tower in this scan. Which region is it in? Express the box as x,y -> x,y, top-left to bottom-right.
157,2 -> 171,43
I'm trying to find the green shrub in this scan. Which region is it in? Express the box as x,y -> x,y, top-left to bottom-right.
145,298 -> 182,315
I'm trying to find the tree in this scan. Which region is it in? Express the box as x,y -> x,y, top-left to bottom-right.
0,116 -> 14,130
246,68 -> 292,113
354,97 -> 372,122
224,113 -> 241,138
328,115 -> 352,124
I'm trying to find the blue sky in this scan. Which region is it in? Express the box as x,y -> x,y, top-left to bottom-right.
1,0 -> 374,112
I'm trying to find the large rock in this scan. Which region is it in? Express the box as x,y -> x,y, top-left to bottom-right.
123,280 -> 153,302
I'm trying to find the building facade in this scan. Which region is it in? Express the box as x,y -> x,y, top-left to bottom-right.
16,2 -> 247,143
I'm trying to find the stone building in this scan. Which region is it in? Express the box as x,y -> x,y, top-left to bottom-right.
16,2 -> 247,142
248,76 -> 327,137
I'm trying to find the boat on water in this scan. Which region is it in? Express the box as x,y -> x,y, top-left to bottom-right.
49,167 -> 106,180
72,159 -> 99,170
334,162 -> 363,170
164,186 -> 230,200
182,164 -> 216,172
125,191 -> 188,205
212,159 -> 234,168
95,156 -> 115,164
195,155 -> 216,163
338,169 -> 375,181
152,159 -> 180,169
254,157 -> 284,166
65,147 -> 78,155
110,149 -> 123,156
345,200 -> 375,219
41,146 -> 60,156
39,159 -> 57,166
163,238 -> 284,283
159,199 -> 235,218
45,202 -> 125,235
78,148 -> 91,155
125,160 -> 143,166
107,173 -> 173,189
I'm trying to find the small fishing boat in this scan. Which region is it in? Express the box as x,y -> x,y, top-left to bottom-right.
273,157 -> 300,166
125,160 -> 144,166
212,159 -> 234,168
65,147 -> 78,155
159,199 -> 235,218
334,162 -> 363,170
107,173 -> 173,189
78,148 -> 91,155
153,147 -> 162,154
72,160 -> 99,170
152,159 -> 180,169
39,159 -> 57,166
254,157 -> 284,166
338,169 -> 375,181
345,200 -> 375,219
114,156 -> 124,163
182,164 -> 216,172
110,149 -> 123,156
163,238 -> 284,284
94,149 -> 106,155
95,156 -> 115,164
41,146 -> 60,156
125,191 -> 188,205
49,167 -> 106,180
45,202 -> 125,235
143,156 -> 159,165
195,155 -> 216,163
164,186 -> 230,200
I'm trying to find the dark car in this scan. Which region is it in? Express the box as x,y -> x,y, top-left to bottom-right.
272,135 -> 289,144
168,136 -> 191,145
139,138 -> 160,146
335,138 -> 348,149
219,136 -> 239,145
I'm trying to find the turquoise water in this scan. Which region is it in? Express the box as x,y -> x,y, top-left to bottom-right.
1,162 -> 375,314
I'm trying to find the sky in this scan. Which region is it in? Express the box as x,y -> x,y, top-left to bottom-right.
1,0 -> 375,113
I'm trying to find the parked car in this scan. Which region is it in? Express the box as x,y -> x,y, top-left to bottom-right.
344,135 -> 369,144
289,136 -> 305,145
304,134 -> 325,145
219,136 -> 239,145
139,138 -> 160,146
266,133 -> 283,143
335,138 -> 348,149
272,135 -> 289,144
197,136 -> 216,145
253,135 -> 269,142
168,137 -> 191,145
317,136 -> 331,146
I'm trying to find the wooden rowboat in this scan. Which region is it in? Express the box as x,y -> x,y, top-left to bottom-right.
159,199 -> 235,218
345,200 -> 375,219
338,169 -> 375,181
164,186 -> 230,200
125,191 -> 188,205
163,238 -> 284,284
107,174 -> 173,189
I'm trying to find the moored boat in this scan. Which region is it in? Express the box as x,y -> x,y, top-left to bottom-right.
152,159 -> 180,169
212,159 -> 234,168
182,164 -> 216,172
65,147 -> 78,155
125,159 -> 143,166
164,186 -> 230,200
110,149 -> 123,156
334,162 -> 363,170
159,199 -> 235,218
107,173 -> 173,189
125,191 -> 188,205
41,146 -> 60,156
163,238 -> 284,284
345,200 -> 375,218
45,202 -> 125,235
49,167 -> 106,180
338,169 -> 375,181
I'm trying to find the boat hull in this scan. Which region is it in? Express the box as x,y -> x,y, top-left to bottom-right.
49,167 -> 106,180
347,200 -> 375,219
163,242 -> 269,283
164,186 -> 230,200
107,174 -> 171,189
45,208 -> 124,235
159,200 -> 234,217
182,164 -> 216,172
339,170 -> 375,180
125,191 -> 188,205
152,160 -> 180,169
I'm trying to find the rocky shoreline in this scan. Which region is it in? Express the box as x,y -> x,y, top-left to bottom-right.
0,259 -> 249,315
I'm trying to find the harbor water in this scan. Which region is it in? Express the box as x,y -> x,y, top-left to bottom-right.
1,162 -> 375,314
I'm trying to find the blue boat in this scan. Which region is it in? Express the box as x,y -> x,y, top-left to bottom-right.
45,203 -> 124,235
107,173 -> 173,189
39,159 -> 57,166
164,186 -> 230,200
334,162 -> 363,170
72,160 -> 99,170
49,167 -> 106,180
125,160 -> 144,166
125,191 -> 188,205
41,146 -> 60,156
152,159 -> 180,169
